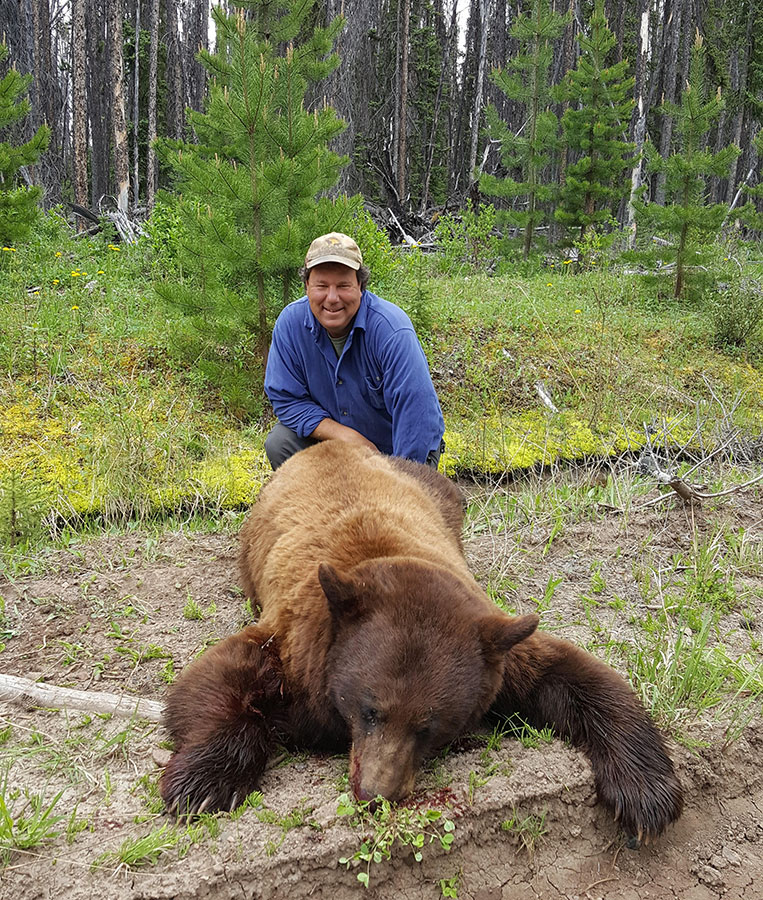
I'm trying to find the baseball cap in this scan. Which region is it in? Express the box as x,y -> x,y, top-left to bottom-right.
304,232 -> 362,271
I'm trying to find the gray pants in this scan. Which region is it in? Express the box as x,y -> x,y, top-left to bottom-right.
264,422 -> 444,471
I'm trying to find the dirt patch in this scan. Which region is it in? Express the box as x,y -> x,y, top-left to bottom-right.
1,476 -> 762,900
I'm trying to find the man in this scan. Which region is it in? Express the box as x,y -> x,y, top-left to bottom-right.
264,232 -> 445,470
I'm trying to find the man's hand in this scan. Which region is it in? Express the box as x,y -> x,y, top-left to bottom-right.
310,418 -> 377,451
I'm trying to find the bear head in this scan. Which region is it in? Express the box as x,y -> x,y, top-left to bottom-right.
320,559 -> 538,804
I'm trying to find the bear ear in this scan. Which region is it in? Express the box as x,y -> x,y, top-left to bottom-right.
478,613 -> 539,659
318,563 -> 362,623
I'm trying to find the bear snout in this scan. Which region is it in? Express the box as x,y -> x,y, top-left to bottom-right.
349,736 -> 418,804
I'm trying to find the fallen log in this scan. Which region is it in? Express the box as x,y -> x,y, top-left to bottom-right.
0,673 -> 164,722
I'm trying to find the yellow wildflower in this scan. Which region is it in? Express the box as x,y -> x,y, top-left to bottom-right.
2,246 -> 16,252
547,283 -> 553,287
55,251 -> 62,257
71,305 -> 80,311
575,308 -> 582,313
97,270 -> 105,275
563,260 -> 572,265
71,271 -> 80,277
52,279 -> 59,285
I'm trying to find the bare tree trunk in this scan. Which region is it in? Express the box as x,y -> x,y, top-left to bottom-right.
186,0 -> 208,115
421,0 -> 458,212
87,0 -> 110,206
163,0 -> 186,140
109,0 -> 130,212
146,0 -> 160,210
468,0 -> 491,184
627,0 -> 654,246
656,0 -> 685,205
725,0 -> 753,205
132,0 -> 141,206
396,0 -> 411,204
72,0 -> 89,210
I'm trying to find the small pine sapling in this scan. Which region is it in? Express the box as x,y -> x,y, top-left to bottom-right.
0,44 -> 50,250
554,1 -> 635,246
479,0 -> 567,259
631,33 -> 741,298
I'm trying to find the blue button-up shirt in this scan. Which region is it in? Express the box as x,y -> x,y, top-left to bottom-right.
264,291 -> 445,463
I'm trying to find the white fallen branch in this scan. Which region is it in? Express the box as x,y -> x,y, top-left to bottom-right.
0,673 -> 164,722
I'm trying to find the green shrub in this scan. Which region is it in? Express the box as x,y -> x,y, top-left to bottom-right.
434,204 -> 500,274
707,279 -> 763,349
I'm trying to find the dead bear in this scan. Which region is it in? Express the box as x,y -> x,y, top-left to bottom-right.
160,441 -> 683,841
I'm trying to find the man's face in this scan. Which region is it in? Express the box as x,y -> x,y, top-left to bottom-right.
305,262 -> 362,338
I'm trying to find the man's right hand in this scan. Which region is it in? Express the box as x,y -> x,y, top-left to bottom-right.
310,418 -> 378,451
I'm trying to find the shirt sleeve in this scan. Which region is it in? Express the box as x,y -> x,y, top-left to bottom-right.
264,317 -> 332,438
378,328 -> 445,463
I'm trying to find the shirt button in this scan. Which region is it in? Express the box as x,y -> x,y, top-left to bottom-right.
337,379 -> 343,385
341,410 -> 348,416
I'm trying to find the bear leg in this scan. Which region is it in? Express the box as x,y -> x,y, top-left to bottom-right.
493,632 -> 683,843
159,626 -> 287,816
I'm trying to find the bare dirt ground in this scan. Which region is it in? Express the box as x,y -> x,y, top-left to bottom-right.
1,471 -> 762,900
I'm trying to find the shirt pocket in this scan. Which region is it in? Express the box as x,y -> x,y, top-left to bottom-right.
363,375 -> 386,410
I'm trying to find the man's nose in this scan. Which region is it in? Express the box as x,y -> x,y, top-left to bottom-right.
326,283 -> 339,301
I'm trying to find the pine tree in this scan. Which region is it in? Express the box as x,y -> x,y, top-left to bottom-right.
479,0 -> 567,259
0,44 -> 50,249
633,34 -> 741,298
156,1 -> 354,415
555,0 -> 635,241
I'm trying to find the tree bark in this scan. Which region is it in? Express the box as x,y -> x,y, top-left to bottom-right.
108,0 -> 130,212
468,0 -> 491,184
132,0 -> 141,206
146,0 -> 160,210
87,0 -> 110,207
627,0 -> 653,245
396,0 -> 411,204
72,0 -> 89,210
655,0 -> 684,206
163,0 -> 186,140
725,0 -> 754,205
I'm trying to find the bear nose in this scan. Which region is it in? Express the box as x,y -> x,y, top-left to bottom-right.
354,789 -> 380,813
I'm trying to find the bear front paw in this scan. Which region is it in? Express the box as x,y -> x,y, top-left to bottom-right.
159,746 -> 256,817
597,766 -> 683,845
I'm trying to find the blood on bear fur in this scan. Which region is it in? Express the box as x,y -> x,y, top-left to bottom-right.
160,442 -> 682,841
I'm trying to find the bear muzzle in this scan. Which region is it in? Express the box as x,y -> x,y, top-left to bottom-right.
349,734 -> 419,805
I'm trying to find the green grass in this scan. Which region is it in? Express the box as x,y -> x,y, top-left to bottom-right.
1,217 -> 762,554
0,775 -> 66,863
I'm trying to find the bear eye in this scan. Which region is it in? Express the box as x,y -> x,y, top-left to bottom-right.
361,707 -> 378,726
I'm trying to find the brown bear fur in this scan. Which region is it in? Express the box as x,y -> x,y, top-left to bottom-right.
160,442 -> 682,841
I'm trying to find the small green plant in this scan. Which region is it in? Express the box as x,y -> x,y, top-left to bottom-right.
183,596 -> 204,620
528,575 -> 564,612
397,247 -> 433,336
434,204 -> 499,273
439,873 -> 460,898
467,769 -> 489,804
502,714 -> 555,748
707,279 -> 763,350
337,794 -> 456,888
91,823 -> 181,870
0,773 -> 66,863
501,809 -> 548,853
